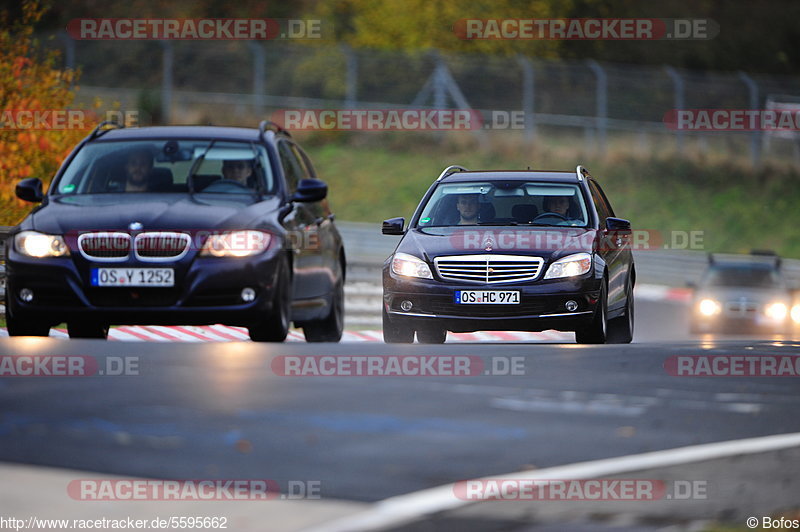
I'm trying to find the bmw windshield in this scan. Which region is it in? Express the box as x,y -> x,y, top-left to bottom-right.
54,140 -> 276,195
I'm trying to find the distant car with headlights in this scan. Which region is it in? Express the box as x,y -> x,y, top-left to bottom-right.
5,122 -> 345,342
381,165 -> 635,344
689,252 -> 794,334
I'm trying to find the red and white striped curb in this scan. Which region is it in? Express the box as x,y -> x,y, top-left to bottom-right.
0,284 -> 688,342
0,326 -> 572,343
634,283 -> 692,303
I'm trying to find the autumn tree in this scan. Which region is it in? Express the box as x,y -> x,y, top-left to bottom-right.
0,0 -> 89,224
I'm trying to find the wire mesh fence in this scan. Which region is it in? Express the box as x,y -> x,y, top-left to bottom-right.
34,33 -> 800,166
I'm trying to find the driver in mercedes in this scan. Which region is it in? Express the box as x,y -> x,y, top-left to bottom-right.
542,195 -> 571,218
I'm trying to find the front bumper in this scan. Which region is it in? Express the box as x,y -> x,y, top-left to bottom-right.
383,267 -> 601,333
5,247 -> 283,327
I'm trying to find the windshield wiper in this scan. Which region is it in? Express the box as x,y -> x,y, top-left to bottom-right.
477,221 -> 517,226
187,140 -> 216,195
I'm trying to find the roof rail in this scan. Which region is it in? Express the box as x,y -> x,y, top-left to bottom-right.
575,165 -> 589,181
437,165 -> 468,181
88,121 -> 124,141
259,120 -> 291,139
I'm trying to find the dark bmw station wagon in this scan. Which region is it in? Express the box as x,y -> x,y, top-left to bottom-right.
6,122 -> 345,342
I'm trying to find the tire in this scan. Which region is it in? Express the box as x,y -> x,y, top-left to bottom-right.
67,322 -> 109,339
607,275 -> 634,344
382,307 -> 414,343
249,259 -> 291,342
575,280 -> 608,344
303,279 -> 344,343
5,305 -> 50,337
416,326 -> 447,344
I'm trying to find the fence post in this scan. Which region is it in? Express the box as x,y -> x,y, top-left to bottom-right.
517,55 -> 535,142
342,45 -> 358,108
247,41 -> 266,116
57,31 -> 76,71
664,66 -> 685,155
738,71 -> 761,167
159,41 -> 173,125
586,60 -> 608,154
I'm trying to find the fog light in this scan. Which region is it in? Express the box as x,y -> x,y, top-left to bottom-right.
400,300 -> 413,311
19,288 -> 34,303
565,300 -> 578,312
241,287 -> 256,302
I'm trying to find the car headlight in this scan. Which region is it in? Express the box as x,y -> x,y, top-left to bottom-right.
765,302 -> 788,321
15,231 -> 70,258
698,298 -> 721,316
543,253 -> 592,279
791,304 -> 800,325
200,230 -> 272,257
391,252 -> 433,279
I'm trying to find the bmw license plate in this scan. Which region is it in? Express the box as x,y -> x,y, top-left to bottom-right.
455,290 -> 520,304
91,268 -> 174,287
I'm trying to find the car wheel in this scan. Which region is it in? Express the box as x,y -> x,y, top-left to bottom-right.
607,275 -> 634,344
382,307 -> 414,343
249,259 -> 291,342
416,326 -> 447,344
5,306 -> 50,337
302,279 -> 344,343
67,322 -> 109,339
575,280 -> 608,344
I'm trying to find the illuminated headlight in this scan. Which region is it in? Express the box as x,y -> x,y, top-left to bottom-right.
200,230 -> 272,257
791,304 -> 800,325
698,298 -> 721,316
15,231 -> 70,258
391,252 -> 432,279
765,302 -> 788,321
544,253 -> 592,279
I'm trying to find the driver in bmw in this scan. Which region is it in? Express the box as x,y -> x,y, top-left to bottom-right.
222,159 -> 257,188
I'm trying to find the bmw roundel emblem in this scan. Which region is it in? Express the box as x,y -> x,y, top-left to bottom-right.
129,221 -> 143,231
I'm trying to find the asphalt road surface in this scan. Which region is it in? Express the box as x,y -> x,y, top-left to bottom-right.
1,299 -> 799,502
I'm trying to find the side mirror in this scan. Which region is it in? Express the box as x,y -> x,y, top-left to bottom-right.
605,217 -> 631,231
16,178 -> 44,203
382,217 -> 405,235
686,281 -> 697,290
291,178 -> 327,203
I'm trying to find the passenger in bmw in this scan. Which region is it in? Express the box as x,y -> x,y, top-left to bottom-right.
222,159 -> 257,188
456,194 -> 480,225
